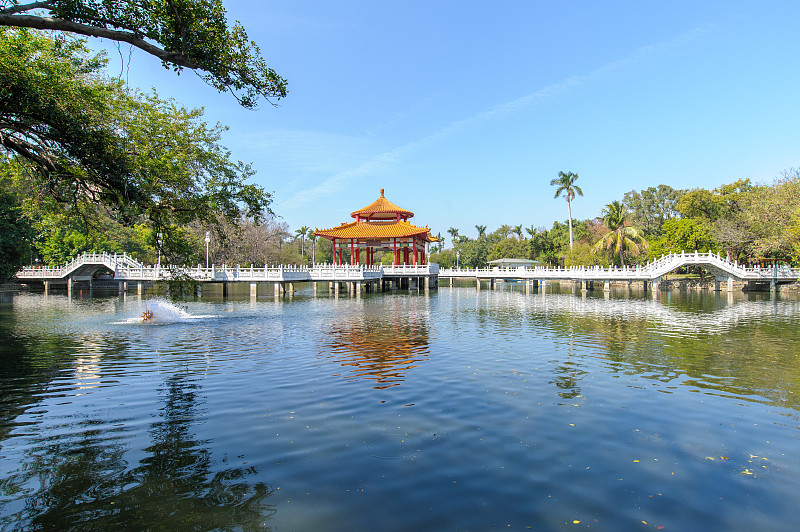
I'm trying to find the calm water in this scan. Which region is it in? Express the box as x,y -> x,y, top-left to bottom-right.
1,284 -> 800,531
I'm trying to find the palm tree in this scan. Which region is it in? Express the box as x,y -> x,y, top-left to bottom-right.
306,228 -> 317,263
295,225 -> 310,255
447,227 -> 459,248
550,171 -> 583,250
475,224 -> 487,240
592,201 -> 649,266
513,225 -> 523,240
525,225 -> 537,239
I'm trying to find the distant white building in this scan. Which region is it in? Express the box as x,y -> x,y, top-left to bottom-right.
486,258 -> 540,268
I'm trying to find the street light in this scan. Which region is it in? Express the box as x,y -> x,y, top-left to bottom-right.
205,231 -> 210,268
456,250 -> 460,269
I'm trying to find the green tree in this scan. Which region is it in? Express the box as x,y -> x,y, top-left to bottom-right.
495,224 -> 513,240
622,184 -> 684,237
1,29 -> 271,262
550,171 -> 583,250
295,225 -> 310,256
592,201 -> 649,266
0,188 -> 34,280
447,227 -> 459,248
475,224 -> 487,240
650,218 -> 718,258
487,238 -> 530,262
0,0 -> 287,109
564,242 -> 608,268
736,171 -> 800,259
513,225 -> 523,240
456,239 -> 490,268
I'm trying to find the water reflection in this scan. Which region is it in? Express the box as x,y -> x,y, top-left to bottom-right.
1,373 -> 275,530
0,302 -> 276,531
524,293 -> 800,410
319,298 -> 432,389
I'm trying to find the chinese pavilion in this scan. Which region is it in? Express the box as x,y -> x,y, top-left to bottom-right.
314,189 -> 438,266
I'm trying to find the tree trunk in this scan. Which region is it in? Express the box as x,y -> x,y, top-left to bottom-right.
567,198 -> 573,250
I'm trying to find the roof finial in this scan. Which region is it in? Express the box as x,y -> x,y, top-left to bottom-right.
380,188 -> 384,197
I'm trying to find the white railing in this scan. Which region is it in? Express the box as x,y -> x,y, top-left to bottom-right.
439,251 -> 799,282
16,252 -> 144,279
16,251 -> 798,284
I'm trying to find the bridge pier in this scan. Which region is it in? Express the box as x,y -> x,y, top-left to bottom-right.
651,277 -> 661,293
67,277 -> 73,296
44,280 -> 50,294
250,282 -> 258,298
137,281 -> 143,295
604,280 -> 611,292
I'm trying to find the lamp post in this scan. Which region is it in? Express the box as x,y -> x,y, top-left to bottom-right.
456,250 -> 460,269
157,232 -> 162,268
205,231 -> 210,268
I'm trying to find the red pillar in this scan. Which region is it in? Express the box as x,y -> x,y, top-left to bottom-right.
413,239 -> 418,265
333,239 -> 337,265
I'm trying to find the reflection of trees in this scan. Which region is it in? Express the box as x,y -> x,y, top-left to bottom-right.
319,308 -> 431,389
536,295 -> 800,410
1,372 -> 275,530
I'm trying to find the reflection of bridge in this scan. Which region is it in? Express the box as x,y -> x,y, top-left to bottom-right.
16,252 -> 440,295
439,251 -> 799,292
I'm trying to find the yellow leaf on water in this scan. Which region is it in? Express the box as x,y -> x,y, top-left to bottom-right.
573,520 -> 581,524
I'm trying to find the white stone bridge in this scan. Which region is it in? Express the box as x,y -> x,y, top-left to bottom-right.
439,251 -> 799,292
15,250 -> 798,295
16,252 -> 440,295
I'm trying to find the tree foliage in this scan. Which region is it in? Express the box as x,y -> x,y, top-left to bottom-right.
0,0 -> 287,109
0,187 -> 33,280
592,201 -> 648,266
1,28 -> 271,264
550,170 -> 582,250
622,184 -> 684,237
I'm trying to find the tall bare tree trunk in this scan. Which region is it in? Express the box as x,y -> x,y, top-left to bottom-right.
567,197 -> 574,250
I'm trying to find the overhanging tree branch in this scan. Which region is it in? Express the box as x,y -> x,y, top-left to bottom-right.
0,13 -> 201,68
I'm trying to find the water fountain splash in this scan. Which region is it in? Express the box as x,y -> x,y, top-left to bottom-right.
115,298 -> 212,325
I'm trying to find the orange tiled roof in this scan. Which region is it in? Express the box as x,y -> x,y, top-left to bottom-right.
315,220 -> 435,241
350,189 -> 414,220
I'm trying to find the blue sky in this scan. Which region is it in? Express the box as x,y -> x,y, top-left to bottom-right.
92,1 -> 800,243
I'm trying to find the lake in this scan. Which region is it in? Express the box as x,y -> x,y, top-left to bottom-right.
1,284 -> 799,531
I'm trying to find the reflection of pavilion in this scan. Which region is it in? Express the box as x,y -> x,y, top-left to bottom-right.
315,189 -> 438,266
319,305 -> 431,389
